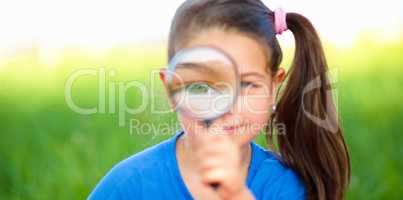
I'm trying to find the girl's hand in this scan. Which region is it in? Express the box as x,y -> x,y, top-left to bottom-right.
195,130 -> 255,200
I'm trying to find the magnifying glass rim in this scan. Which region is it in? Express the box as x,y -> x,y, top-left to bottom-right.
166,45 -> 240,120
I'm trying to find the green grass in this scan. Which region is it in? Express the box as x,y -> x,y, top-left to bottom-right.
0,39 -> 402,199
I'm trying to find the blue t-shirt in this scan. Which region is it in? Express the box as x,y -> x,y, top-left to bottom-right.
88,131 -> 305,199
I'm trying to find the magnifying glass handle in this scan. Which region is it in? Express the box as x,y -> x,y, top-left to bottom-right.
202,119 -> 220,190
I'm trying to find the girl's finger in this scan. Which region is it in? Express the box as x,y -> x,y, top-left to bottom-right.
199,157 -> 226,172
201,168 -> 227,185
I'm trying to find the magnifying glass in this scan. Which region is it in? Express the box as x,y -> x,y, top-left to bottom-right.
166,46 -> 240,189
166,45 -> 240,126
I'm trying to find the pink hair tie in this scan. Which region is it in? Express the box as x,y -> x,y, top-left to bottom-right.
274,7 -> 288,35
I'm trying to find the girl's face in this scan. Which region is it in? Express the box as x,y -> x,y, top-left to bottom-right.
171,28 -> 283,147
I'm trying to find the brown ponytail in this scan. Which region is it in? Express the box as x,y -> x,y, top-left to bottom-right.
272,13 -> 351,200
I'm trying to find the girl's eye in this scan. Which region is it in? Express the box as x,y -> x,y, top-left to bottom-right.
185,83 -> 213,94
240,81 -> 257,89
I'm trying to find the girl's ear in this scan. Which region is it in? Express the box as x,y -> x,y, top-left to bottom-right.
159,68 -> 170,91
159,68 -> 175,112
159,68 -> 166,83
274,67 -> 286,85
159,68 -> 170,95
271,67 -> 286,95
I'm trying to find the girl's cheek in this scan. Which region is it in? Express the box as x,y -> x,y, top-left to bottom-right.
239,94 -> 271,124
242,94 -> 271,115
236,114 -> 269,145
235,97 -> 271,145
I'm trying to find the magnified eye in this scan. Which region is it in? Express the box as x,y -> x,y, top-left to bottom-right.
185,82 -> 214,95
241,81 -> 253,89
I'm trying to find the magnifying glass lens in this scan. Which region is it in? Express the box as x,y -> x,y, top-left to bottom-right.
166,46 -> 239,121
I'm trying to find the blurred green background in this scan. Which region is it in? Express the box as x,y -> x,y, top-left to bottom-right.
0,33 -> 402,200
1,0 -> 403,198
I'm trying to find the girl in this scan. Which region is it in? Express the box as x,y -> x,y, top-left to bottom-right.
88,0 -> 350,199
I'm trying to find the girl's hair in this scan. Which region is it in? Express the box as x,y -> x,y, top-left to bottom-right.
167,0 -> 350,199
